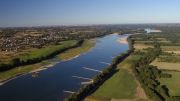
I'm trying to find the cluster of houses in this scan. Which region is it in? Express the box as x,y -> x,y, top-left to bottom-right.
0,25 -> 129,53
0,32 -> 69,52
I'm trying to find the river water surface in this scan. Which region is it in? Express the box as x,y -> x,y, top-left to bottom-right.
0,34 -> 129,101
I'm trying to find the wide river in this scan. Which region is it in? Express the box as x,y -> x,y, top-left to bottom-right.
0,34 -> 129,101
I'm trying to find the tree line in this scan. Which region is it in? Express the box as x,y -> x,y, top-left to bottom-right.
0,40 -> 84,72
65,50 -> 131,101
130,38 -> 179,101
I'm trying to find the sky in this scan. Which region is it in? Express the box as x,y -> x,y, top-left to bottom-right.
0,0 -> 180,27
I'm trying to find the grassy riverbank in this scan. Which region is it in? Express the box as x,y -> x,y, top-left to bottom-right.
58,39 -> 95,60
0,40 -> 95,84
85,55 -> 149,101
66,51 -> 130,101
0,61 -> 50,83
0,40 -> 82,72
18,40 -> 79,62
0,40 -> 78,64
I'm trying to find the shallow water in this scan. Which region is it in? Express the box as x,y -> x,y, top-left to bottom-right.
0,34 -> 129,101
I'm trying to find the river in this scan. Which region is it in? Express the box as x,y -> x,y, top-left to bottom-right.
0,34 -> 129,101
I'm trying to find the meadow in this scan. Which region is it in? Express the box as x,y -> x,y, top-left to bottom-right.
0,40 -> 78,64
85,55 -> 149,101
58,40 -> 95,60
0,40 -> 95,83
160,71 -> 180,96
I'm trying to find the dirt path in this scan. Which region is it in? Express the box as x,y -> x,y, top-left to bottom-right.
111,98 -> 132,101
135,79 -> 148,100
111,66 -> 148,101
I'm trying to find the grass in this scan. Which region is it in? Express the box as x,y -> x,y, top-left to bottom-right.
158,55 -> 180,63
132,33 -> 180,99
134,43 -> 153,50
117,55 -> 142,70
0,39 -> 95,83
0,61 -> 50,82
164,50 -> 180,55
86,55 -> 143,101
84,96 -> 111,101
0,40 -> 78,64
58,39 -> 95,60
161,46 -> 180,51
160,71 -> 180,96
92,68 -> 137,99
150,59 -> 180,71
18,40 -> 78,62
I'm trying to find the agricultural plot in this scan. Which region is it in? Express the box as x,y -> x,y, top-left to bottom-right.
160,71 -> 180,96
161,46 -> 180,51
151,59 -> 180,71
86,55 -> 148,101
134,43 -> 153,50
92,68 -> 137,100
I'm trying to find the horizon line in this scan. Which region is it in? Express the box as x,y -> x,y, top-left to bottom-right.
1,22 -> 180,29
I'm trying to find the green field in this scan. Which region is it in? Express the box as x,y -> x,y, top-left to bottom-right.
160,71 -> 180,96
150,59 -> 180,71
0,40 -> 78,64
86,55 -> 147,101
0,61 -> 50,82
18,40 -> 78,62
58,39 -> 95,60
92,68 -> 137,99
0,39 -> 95,83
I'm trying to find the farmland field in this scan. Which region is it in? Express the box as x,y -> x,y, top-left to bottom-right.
160,71 -> 180,96
134,43 -> 153,50
150,59 -> 180,71
86,55 -> 148,101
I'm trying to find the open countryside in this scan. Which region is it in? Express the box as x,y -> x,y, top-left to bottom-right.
0,0 -> 180,101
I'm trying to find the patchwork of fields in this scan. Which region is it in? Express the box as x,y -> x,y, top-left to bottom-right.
146,32 -> 180,98
86,30 -> 180,101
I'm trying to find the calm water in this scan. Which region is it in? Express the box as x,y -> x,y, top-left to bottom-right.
0,34 -> 129,101
145,28 -> 162,33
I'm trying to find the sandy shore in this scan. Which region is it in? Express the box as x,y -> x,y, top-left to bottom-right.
0,44 -> 95,86
60,55 -> 80,62
117,36 -> 128,44
0,63 -> 56,86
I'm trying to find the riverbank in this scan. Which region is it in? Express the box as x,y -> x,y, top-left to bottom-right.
65,50 -> 131,101
0,40 -> 81,72
87,54 -> 148,101
58,39 -> 95,61
117,36 -> 128,44
0,39 -> 95,85
83,34 -> 148,101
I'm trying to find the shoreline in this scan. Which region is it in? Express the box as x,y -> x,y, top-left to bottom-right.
0,63 -> 56,86
59,39 -> 96,62
0,34 -> 131,86
0,39 -> 96,86
117,36 -> 128,44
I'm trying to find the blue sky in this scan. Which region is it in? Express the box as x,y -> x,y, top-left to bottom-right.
0,0 -> 180,27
